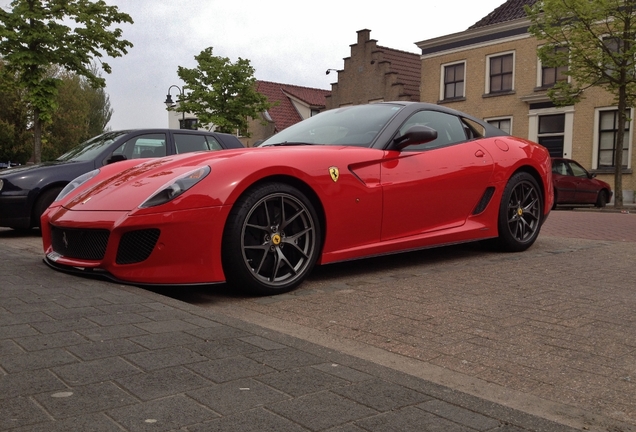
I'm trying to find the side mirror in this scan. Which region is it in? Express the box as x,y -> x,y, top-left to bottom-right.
393,125 -> 438,150
106,154 -> 126,165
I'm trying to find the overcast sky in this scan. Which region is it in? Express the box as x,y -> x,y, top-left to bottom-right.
96,0 -> 506,129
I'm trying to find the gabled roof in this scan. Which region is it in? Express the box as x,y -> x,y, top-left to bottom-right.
256,81 -> 330,132
375,45 -> 421,100
470,0 -> 537,29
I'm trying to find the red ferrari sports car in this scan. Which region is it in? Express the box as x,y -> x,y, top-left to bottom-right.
42,102 -> 553,295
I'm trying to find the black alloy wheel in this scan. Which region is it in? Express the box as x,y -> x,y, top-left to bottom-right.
496,172 -> 543,252
222,182 -> 321,295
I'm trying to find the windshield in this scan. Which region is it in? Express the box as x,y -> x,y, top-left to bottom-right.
261,104 -> 404,147
56,131 -> 129,162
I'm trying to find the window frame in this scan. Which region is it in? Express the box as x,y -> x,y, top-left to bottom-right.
440,61 -> 466,101
485,116 -> 513,135
592,107 -> 634,170
485,51 -> 515,94
537,45 -> 569,88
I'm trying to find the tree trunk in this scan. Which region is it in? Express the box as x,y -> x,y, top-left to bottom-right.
613,86 -> 626,208
33,107 -> 42,164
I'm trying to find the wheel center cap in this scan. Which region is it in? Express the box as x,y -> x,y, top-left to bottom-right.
517,207 -> 523,216
271,234 -> 282,245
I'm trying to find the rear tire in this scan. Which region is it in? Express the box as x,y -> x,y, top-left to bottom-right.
222,182 -> 322,295
494,172 -> 543,252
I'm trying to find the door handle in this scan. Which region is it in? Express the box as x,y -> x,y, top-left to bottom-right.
475,150 -> 485,158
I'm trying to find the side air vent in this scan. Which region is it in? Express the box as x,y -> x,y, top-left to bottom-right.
473,187 -> 496,215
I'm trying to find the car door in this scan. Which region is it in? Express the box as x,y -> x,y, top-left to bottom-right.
552,159 -> 576,203
380,110 -> 495,241
569,160 -> 598,204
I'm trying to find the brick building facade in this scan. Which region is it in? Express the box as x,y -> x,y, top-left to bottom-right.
326,29 -> 420,109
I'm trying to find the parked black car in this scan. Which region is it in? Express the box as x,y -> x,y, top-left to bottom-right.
0,129 -> 244,230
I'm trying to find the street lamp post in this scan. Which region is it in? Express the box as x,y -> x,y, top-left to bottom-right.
164,85 -> 186,129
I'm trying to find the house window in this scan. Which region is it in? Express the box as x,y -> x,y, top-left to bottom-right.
597,109 -> 630,168
486,118 -> 512,134
443,62 -> 465,100
541,46 -> 569,87
538,114 -> 565,157
488,53 -> 513,93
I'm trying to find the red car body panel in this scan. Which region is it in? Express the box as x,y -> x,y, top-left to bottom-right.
40,103 -> 553,288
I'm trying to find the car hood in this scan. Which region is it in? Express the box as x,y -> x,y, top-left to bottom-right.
61,145 -> 383,212
0,160 -> 78,177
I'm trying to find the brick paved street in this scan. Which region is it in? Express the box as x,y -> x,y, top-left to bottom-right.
1,209 -> 635,431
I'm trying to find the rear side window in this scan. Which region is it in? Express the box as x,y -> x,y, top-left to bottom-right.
174,134 -> 222,154
111,134 -> 167,161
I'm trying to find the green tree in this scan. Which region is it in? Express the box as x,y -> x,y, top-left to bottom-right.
176,47 -> 272,135
42,67 -> 113,160
527,0 -> 636,207
0,0 -> 132,163
0,63 -> 31,164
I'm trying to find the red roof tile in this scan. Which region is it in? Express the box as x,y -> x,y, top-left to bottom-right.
256,81 -> 330,132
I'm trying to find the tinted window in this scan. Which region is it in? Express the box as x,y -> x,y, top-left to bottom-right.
111,134 -> 167,160
174,134 -> 222,153
399,111 -> 467,150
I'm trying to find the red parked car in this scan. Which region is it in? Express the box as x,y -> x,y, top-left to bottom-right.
551,157 -> 612,208
41,102 -> 553,295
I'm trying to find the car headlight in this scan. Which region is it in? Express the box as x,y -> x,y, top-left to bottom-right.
55,169 -> 100,202
0,179 -> 4,191
139,166 -> 210,208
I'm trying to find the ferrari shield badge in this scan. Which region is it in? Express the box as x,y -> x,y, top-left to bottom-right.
329,166 -> 339,182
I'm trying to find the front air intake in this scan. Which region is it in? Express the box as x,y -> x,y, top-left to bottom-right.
116,229 -> 160,265
51,226 -> 110,260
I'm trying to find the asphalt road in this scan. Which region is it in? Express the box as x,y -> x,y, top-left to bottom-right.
2,208 -> 635,431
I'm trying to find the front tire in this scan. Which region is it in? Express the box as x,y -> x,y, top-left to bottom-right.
222,182 -> 321,295
495,172 -> 543,252
595,190 -> 608,208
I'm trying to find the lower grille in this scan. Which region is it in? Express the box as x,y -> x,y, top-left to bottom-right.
51,226 -> 110,260
116,229 -> 160,265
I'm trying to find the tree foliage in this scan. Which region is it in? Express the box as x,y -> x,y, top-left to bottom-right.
527,0 -> 636,207
0,64 -> 31,164
42,67 -> 113,161
176,47 -> 272,135
0,0 -> 132,163
0,62 -> 113,164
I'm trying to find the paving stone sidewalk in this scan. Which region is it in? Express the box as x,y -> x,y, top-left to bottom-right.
0,244 -> 582,432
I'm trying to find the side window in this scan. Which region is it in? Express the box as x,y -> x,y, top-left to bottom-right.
110,134 -> 167,161
399,111 -> 468,151
205,135 -> 222,150
552,160 -> 569,175
174,134 -> 216,154
569,162 -> 588,178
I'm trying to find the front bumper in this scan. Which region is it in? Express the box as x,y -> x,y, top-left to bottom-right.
41,204 -> 231,285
